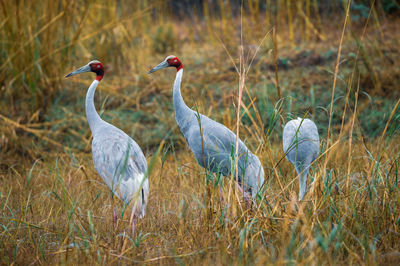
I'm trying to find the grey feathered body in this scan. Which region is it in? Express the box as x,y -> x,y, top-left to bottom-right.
173,70 -> 264,198
86,80 -> 148,218
282,117 -> 319,199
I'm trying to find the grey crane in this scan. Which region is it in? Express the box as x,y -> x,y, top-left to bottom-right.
148,55 -> 264,199
65,60 -> 148,234
282,117 -> 319,200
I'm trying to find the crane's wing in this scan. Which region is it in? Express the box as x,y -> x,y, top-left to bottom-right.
184,114 -> 243,173
91,125 -> 148,207
183,113 -> 264,195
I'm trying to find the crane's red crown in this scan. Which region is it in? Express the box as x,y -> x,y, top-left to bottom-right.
166,55 -> 183,71
89,60 -> 104,81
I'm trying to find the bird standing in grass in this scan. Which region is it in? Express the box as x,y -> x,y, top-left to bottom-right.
283,117 -> 319,200
65,60 -> 148,234
148,55 -> 264,199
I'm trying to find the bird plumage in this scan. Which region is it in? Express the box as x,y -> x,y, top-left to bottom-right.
151,59 -> 264,198
67,63 -> 148,222
91,121 -> 148,217
283,117 -> 319,200
87,80 -> 148,218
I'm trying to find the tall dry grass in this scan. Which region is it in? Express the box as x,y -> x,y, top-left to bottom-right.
1,0 -> 400,264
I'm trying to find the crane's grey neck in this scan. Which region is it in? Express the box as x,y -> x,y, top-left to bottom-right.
86,80 -> 104,133
173,69 -> 192,129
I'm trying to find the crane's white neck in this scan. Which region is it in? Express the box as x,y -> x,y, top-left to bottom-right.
86,80 -> 103,133
173,69 -> 192,124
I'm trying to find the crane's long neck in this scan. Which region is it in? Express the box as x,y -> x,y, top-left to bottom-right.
86,80 -> 103,133
173,69 -> 192,130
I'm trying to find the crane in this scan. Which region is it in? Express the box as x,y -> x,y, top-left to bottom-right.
148,55 -> 264,199
65,60 -> 148,234
282,117 -> 319,200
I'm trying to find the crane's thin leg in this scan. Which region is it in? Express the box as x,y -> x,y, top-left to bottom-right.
128,205 -> 137,235
113,207 -> 118,230
235,181 -> 244,194
131,215 -> 137,236
235,182 -> 252,208
219,186 -> 230,222
218,187 -> 224,204
120,207 -> 137,258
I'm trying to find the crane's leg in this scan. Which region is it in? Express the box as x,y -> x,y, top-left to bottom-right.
235,181 -> 244,194
129,205 -> 137,235
131,215 -> 137,236
235,181 -> 252,208
218,187 -> 230,223
113,208 -> 118,230
218,187 -> 224,203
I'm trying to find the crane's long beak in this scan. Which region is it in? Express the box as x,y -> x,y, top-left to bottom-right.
65,64 -> 91,78
148,61 -> 169,74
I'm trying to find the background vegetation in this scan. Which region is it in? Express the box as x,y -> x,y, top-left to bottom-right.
0,0 -> 399,264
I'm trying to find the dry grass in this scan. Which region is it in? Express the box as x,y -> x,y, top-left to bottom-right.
1,0 -> 400,264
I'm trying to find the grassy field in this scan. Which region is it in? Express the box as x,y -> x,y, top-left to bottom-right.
1,0 -> 400,264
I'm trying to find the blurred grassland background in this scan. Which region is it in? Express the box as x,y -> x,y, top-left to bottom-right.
1,0 -> 400,264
